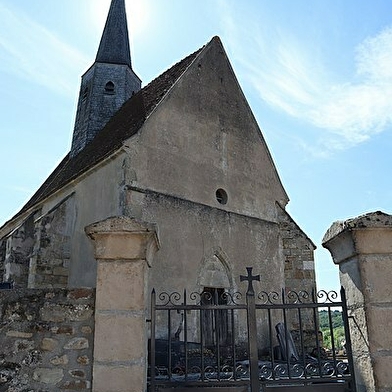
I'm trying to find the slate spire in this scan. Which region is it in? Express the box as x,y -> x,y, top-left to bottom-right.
70,0 -> 141,158
96,0 -> 132,67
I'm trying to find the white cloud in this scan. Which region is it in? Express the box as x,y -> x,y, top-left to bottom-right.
0,3 -> 89,98
310,83 -> 391,143
356,27 -> 392,81
220,5 -> 392,154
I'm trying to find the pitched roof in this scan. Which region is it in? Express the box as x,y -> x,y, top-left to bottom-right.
3,42 -> 206,226
95,0 -> 132,67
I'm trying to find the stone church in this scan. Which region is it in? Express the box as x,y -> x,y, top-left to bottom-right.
0,1 -> 321,390
0,0 -> 315,325
0,0 -> 315,358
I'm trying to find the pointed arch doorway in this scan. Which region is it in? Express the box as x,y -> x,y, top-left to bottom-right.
198,249 -> 233,347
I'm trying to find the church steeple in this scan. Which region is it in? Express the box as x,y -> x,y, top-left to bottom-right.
70,0 -> 141,157
95,0 -> 132,66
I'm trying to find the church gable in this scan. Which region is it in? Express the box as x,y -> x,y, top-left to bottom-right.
128,37 -> 288,222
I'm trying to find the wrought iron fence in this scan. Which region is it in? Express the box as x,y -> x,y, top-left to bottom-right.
148,268 -> 356,392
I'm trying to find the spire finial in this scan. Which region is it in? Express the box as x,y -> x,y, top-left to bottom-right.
95,0 -> 132,67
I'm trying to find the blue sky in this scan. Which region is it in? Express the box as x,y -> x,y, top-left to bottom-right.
1,0 -> 391,291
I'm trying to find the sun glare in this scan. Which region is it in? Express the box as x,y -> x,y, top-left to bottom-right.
89,0 -> 149,38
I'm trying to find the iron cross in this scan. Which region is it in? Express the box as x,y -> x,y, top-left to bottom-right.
240,267 -> 260,295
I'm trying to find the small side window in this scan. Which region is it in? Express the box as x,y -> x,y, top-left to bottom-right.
104,81 -> 115,94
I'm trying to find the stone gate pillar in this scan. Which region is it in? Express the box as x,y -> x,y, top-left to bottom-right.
323,211 -> 392,392
85,216 -> 159,392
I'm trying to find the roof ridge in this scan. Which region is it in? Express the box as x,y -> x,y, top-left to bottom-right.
144,44 -> 205,91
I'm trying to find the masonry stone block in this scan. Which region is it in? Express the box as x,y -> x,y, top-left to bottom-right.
77,355 -> 90,365
41,337 -> 58,351
68,288 -> 93,300
93,364 -> 144,392
41,303 -> 93,322
354,229 -> 392,254
51,325 -> 74,335
69,368 -> 86,378
6,330 -> 33,338
64,337 -> 89,350
33,367 -> 64,384
338,258 -> 364,306
96,260 -> 145,311
360,255 -> 392,302
50,354 -> 69,366
61,379 -> 91,390
15,339 -> 35,352
22,349 -> 43,367
372,355 -> 392,391
94,312 -> 145,362
366,304 -> 392,352
81,325 -> 92,334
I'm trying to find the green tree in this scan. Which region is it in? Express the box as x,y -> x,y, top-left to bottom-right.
319,310 -> 345,350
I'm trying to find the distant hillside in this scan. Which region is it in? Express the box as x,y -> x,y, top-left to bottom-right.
319,309 -> 344,329
319,310 -> 345,349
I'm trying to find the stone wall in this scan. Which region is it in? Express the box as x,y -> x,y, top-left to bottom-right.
0,287 -> 94,391
3,214 -> 35,287
29,196 -> 75,289
0,239 -> 6,282
277,204 -> 316,295
0,196 -> 75,290
278,205 -> 317,350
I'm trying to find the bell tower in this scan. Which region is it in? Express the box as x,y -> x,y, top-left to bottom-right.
70,0 -> 141,157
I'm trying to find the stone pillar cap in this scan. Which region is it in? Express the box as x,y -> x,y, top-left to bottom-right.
85,216 -> 160,264
85,216 -> 158,238
323,211 -> 392,245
